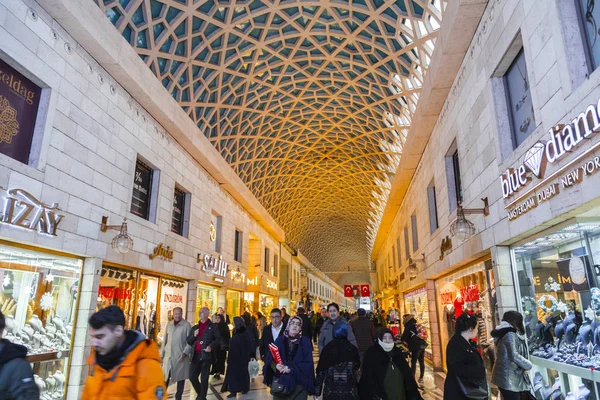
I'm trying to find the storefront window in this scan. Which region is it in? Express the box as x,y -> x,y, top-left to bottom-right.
403,287 -> 432,360
259,294 -> 275,316
436,262 -> 494,374
513,221 -> 600,398
98,265 -> 138,329
227,290 -> 241,318
196,284 -> 218,315
158,278 -> 188,344
0,243 -> 82,397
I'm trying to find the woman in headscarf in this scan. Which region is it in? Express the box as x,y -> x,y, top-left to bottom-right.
221,317 -> 252,398
212,313 -> 230,379
263,315 -> 316,399
358,328 -> 423,400
243,312 -> 260,359
315,322 -> 360,400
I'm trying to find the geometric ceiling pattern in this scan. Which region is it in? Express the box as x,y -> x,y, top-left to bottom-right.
94,0 -> 443,281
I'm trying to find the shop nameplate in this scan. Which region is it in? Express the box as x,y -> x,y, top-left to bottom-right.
0,188 -> 63,236
266,279 -> 277,290
163,293 -> 183,303
439,236 -> 452,261
98,286 -> 131,299
149,243 -> 173,261
197,253 -> 228,277
506,152 -> 600,220
500,98 -> 600,199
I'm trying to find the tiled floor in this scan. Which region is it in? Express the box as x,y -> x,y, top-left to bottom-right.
168,349 -> 446,400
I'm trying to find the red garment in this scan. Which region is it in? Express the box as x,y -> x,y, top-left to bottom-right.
194,320 -> 210,353
454,297 -> 464,318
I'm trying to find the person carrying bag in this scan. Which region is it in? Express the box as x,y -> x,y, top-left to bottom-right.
491,311 -> 534,400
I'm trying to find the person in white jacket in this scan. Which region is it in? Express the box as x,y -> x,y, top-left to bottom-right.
161,307 -> 192,400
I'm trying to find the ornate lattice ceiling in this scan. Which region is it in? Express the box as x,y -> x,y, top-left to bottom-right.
94,0 -> 443,280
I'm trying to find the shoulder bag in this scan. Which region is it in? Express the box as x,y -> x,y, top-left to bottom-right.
456,376 -> 488,400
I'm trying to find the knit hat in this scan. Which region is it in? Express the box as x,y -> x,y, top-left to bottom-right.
332,322 -> 349,339
402,314 -> 415,326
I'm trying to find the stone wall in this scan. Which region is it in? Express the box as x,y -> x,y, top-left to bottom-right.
376,0 -> 600,368
0,0 -> 283,396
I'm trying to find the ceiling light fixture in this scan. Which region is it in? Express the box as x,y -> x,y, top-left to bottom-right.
101,217 -> 134,254
450,198 -> 489,242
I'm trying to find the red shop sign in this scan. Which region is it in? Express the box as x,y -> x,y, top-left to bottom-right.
440,284 -> 480,305
164,293 -> 183,303
99,286 -> 131,300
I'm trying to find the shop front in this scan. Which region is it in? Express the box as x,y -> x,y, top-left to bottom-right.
403,286 -> 432,361
0,241 -> 83,399
197,282 -> 219,315
435,259 -> 495,374
511,217 -> 600,399
98,263 -> 188,346
245,272 -> 278,315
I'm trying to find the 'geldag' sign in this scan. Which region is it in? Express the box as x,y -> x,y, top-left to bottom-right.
500,95 -> 600,220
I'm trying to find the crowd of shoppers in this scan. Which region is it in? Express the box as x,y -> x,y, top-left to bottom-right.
75,301 -> 537,400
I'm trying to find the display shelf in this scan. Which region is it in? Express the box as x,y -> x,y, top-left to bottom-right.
26,349 -> 70,363
530,355 -> 597,380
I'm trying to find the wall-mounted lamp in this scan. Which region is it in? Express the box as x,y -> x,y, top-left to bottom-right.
101,216 -> 134,254
450,198 -> 489,242
407,253 -> 425,279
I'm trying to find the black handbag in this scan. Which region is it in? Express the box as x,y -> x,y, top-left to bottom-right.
456,376 -> 488,400
270,378 -> 295,397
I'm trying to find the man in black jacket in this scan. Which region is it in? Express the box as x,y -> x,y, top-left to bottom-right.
257,308 -> 286,361
0,311 -> 39,399
186,306 -> 221,400
296,307 -> 313,341
312,308 -> 327,344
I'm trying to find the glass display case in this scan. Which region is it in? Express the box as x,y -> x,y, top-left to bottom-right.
0,243 -> 82,399
512,220 -> 600,400
197,283 -> 218,316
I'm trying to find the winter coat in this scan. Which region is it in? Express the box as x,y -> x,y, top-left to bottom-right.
318,317 -> 358,353
443,333 -> 487,400
83,330 -> 166,399
315,339 -> 360,400
161,319 -> 192,382
186,320 -> 222,363
0,339 -> 39,400
350,316 -> 375,353
491,322 -> 532,392
263,335 -> 316,395
259,322 -> 286,360
246,323 -> 260,357
401,318 -> 426,353
358,342 -> 423,400
299,314 -> 313,340
221,327 -> 252,394
313,317 -> 326,342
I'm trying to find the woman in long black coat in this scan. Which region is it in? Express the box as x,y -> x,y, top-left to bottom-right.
222,317 -> 252,398
443,313 -> 488,400
358,328 -> 423,400
212,313 -> 231,379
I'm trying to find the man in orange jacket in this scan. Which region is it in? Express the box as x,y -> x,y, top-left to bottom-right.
82,305 -> 166,399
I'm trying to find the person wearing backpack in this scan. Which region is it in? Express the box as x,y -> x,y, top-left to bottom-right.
401,314 -> 427,385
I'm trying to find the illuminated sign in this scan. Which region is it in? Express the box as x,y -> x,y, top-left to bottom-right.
266,279 -> 277,290
500,99 -> 600,199
197,253 -> 228,278
440,284 -> 479,305
0,188 -> 64,236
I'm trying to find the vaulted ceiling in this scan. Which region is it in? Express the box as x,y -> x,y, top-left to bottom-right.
94,0 -> 443,282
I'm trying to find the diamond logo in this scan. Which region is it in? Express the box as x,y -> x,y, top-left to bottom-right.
523,142 -> 546,178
